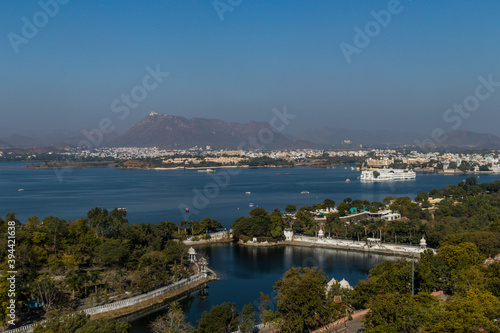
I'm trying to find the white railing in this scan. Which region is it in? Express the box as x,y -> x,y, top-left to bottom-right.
5,273 -> 207,333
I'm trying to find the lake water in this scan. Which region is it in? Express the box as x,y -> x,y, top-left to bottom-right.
2,162 -> 500,331
2,162 -> 499,227
128,244 -> 398,331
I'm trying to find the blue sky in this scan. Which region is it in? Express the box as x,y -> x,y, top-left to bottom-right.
1,0 -> 499,135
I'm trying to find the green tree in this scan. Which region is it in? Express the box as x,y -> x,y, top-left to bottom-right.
150,301 -> 193,333
437,242 -> 480,270
273,267 -> 329,332
240,303 -> 255,333
415,191 -> 429,203
194,302 -> 238,333
425,289 -> 500,333
33,310 -> 131,333
323,199 -> 335,211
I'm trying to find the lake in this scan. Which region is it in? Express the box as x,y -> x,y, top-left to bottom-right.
2,162 -> 499,227
127,244 -> 398,331
2,162 -> 499,331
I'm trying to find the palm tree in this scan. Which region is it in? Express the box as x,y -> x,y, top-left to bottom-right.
66,273 -> 80,299
360,219 -> 370,236
89,270 -> 102,294
352,224 -> 364,241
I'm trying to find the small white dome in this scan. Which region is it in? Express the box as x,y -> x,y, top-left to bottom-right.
339,278 -> 353,290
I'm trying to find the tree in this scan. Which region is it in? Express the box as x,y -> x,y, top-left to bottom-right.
336,202 -> 350,216
32,274 -> 69,311
76,319 -> 131,333
194,302 -> 238,333
364,292 -> 438,333
259,292 -> 275,326
323,199 -> 335,211
33,310 -> 131,333
240,303 -> 255,333
437,242 -> 480,271
273,267 -> 330,332
425,289 -> 500,333
43,216 -> 64,251
151,301 -> 193,333
285,205 -> 297,214
94,239 -> 130,267
415,191 -> 429,204
429,188 -> 443,198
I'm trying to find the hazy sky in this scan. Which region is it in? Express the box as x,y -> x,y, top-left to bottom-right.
1,0 -> 499,136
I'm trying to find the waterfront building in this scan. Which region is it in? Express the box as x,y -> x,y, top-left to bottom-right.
318,228 -> 324,239
284,228 -> 294,241
367,210 -> 401,221
188,247 -> 197,263
420,236 -> 427,250
360,168 -> 416,182
366,158 -> 394,167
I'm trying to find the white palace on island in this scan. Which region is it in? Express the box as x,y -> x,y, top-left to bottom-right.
360,168 -> 416,182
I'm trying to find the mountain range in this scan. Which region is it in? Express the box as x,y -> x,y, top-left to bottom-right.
1,113 -> 500,149
109,112 -> 311,149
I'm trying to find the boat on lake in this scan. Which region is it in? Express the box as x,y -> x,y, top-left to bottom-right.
198,169 -> 216,173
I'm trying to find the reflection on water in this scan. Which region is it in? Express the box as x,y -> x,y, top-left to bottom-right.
129,244 -> 394,332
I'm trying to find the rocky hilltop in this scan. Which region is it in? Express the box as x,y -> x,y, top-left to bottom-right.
109,112 -> 312,149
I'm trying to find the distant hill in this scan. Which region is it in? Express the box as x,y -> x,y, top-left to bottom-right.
0,140 -> 11,148
110,112 -> 313,149
296,127 -> 500,148
295,127 -> 421,146
440,130 -> 500,148
0,130 -> 118,148
0,133 -> 40,147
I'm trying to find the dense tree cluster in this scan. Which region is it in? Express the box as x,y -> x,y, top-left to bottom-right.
0,208 -> 221,328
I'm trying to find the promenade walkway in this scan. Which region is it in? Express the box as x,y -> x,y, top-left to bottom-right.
289,236 -> 434,257
5,273 -> 210,333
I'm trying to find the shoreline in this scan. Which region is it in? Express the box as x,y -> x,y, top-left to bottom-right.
183,238 -> 234,246
6,275 -> 217,333
90,275 -> 217,320
237,239 -> 429,258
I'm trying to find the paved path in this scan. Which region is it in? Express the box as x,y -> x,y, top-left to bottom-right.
346,313 -> 366,333
312,309 -> 369,333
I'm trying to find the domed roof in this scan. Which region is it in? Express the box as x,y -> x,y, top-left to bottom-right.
339,278 -> 353,290
420,236 -> 427,246
326,278 -> 337,293
318,229 -> 324,236
188,247 -> 196,255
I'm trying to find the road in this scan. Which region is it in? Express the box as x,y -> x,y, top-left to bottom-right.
346,314 -> 366,333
